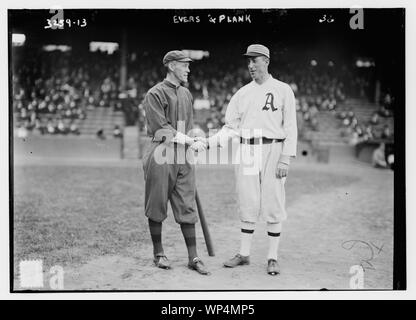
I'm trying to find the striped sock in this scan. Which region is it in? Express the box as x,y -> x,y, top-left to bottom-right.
148,219 -> 164,256
267,222 -> 282,261
239,221 -> 256,256
180,223 -> 198,261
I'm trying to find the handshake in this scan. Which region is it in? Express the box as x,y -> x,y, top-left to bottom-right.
189,137 -> 210,152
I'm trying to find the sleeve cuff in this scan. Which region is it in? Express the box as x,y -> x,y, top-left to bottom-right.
172,132 -> 195,145
153,128 -> 177,143
278,154 -> 291,165
172,132 -> 186,145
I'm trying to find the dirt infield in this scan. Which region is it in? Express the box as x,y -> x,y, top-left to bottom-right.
13,159 -> 394,290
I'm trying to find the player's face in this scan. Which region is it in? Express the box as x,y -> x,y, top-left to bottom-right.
171,61 -> 190,84
247,56 -> 269,81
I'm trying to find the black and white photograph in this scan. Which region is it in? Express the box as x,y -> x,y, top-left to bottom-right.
8,3 -> 406,295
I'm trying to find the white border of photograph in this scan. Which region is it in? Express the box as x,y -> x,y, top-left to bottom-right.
1,0 -> 414,300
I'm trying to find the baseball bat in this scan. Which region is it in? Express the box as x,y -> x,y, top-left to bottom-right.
195,189 -> 215,256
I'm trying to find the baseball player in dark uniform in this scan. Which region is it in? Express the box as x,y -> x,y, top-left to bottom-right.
142,50 -> 209,275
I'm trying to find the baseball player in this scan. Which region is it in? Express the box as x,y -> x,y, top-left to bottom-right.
142,50 -> 209,275
203,44 -> 298,275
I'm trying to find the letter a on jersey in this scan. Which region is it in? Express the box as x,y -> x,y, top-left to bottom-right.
262,93 -> 277,112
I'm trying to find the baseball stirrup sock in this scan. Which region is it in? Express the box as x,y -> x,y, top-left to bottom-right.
148,219 -> 164,256
180,223 -> 198,261
240,221 -> 256,257
267,223 -> 282,261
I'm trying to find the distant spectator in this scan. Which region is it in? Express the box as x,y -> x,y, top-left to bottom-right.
16,125 -> 28,138
295,98 -> 301,112
290,81 -> 298,94
328,98 -> 337,111
386,144 -> 394,170
311,117 -> 319,131
338,111 -> 347,120
57,119 -> 68,134
340,126 -> 351,138
47,119 -> 56,134
378,104 -> 393,117
35,118 -> 47,135
365,125 -> 374,140
381,125 -> 392,139
349,131 -> 360,146
370,112 -> 379,125
309,104 -> 319,118
350,117 -> 358,129
372,143 -> 388,169
70,122 -> 80,135
355,125 -> 363,137
383,93 -> 393,109
113,125 -> 123,138
96,128 -> 106,140
342,117 -> 351,126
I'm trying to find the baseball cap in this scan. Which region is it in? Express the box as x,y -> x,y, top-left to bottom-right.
162,50 -> 193,65
243,44 -> 270,59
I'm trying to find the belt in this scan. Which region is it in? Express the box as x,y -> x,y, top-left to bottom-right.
240,137 -> 285,144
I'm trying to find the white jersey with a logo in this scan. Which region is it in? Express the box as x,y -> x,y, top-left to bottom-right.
216,75 -> 298,157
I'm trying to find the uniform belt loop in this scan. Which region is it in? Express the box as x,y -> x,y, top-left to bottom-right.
240,137 -> 285,145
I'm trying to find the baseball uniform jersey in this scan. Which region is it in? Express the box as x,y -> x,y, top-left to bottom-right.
142,79 -> 198,224
213,75 -> 298,223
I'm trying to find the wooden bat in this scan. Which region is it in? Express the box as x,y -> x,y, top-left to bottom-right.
195,189 -> 215,256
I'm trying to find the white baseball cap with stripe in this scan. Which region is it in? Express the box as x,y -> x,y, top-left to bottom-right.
243,44 -> 270,59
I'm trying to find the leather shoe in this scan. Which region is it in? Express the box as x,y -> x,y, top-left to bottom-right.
267,259 -> 280,275
188,257 -> 210,275
153,254 -> 171,269
223,254 -> 250,268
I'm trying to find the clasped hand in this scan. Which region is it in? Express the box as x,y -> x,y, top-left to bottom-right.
190,137 -> 208,152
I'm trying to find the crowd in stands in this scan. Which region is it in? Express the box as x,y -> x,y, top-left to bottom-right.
337,90 -> 394,146
378,92 -> 395,117
13,47 -> 394,146
13,49 -> 121,136
188,60 -> 350,135
372,142 -> 394,170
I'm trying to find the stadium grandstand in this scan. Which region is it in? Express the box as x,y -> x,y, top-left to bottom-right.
10,9 -> 401,165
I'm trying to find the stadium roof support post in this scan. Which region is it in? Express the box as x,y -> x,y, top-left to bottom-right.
120,28 -> 127,92
375,80 -> 381,104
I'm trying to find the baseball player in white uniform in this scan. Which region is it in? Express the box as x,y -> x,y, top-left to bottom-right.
199,44 -> 297,275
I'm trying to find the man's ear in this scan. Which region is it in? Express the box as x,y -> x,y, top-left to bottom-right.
167,61 -> 176,72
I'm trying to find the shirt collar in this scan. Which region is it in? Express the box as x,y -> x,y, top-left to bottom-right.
163,78 -> 181,89
252,74 -> 273,86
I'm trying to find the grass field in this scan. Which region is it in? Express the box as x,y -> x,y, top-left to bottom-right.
13,159 -> 394,290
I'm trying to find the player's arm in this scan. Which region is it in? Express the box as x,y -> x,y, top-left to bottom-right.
183,91 -> 208,151
173,89 -> 200,146
277,86 -> 298,178
205,92 -> 241,148
144,91 -> 195,145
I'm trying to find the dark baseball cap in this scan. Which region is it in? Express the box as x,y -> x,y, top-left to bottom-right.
162,50 -> 193,65
243,44 -> 270,59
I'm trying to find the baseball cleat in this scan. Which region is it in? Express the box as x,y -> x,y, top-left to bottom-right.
267,259 -> 280,275
188,257 -> 210,275
153,254 -> 171,269
223,254 -> 250,268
